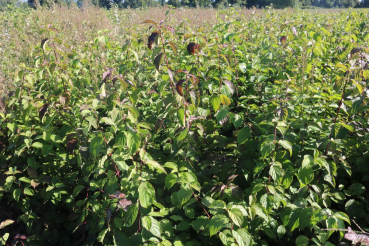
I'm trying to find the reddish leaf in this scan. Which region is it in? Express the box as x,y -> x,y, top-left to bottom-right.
164,25 -> 175,35
102,67 -> 113,83
39,104 -> 49,121
226,174 -> 238,184
142,20 -> 157,25
176,80 -> 185,96
148,32 -> 159,50
351,47 -> 363,55
187,42 -> 199,55
109,191 -> 126,199
118,198 -> 132,211
66,138 -> 77,153
280,36 -> 287,48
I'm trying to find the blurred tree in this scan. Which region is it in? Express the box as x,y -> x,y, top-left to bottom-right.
0,0 -> 24,10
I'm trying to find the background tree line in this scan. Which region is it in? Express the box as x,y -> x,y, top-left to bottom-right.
0,0 -> 368,16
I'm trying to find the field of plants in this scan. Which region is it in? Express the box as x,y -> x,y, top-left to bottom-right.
0,6 -> 369,246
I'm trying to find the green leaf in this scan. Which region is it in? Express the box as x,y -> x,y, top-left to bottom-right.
315,157 -> 330,174
347,183 -> 365,196
124,203 -> 138,227
232,230 -> 246,246
144,159 -> 167,174
0,220 -> 14,229
298,167 -> 314,187
219,232 -> 228,245
177,108 -> 185,126
90,136 -> 103,157
113,231 -> 129,246
220,94 -> 231,106
277,225 -> 286,238
209,200 -> 226,209
126,131 -> 140,154
295,235 -> 309,246
142,216 -> 152,231
72,185 -> 85,197
208,215 -> 229,237
302,155 -> 314,168
278,140 -> 292,156
154,52 -> 164,71
269,164 -> 284,181
139,181 -> 155,208
210,96 -> 221,112
216,108 -> 228,123
149,216 -> 162,238
177,128 -> 188,141
334,212 -> 350,224
177,186 -> 192,206
239,63 -> 247,73
228,208 -> 244,227
24,188 -> 34,196
236,228 -> 253,245
32,142 -> 43,148
13,188 -> 21,202
253,204 -> 269,222
97,228 -> 108,243
192,216 -> 209,231
237,127 -> 251,144
261,141 -> 274,160
165,173 -> 177,189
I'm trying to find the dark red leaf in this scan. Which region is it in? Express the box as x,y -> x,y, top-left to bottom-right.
219,184 -> 227,197
351,47 -> 363,55
66,138 -> 77,153
187,42 -> 199,55
148,32 -> 159,50
41,38 -> 49,49
280,36 -> 287,48
39,104 -> 49,121
210,184 -> 222,194
176,80 -> 185,96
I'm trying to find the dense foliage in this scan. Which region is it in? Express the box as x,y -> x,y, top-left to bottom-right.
1,7 -> 369,246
